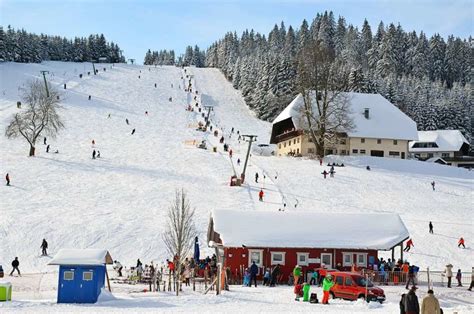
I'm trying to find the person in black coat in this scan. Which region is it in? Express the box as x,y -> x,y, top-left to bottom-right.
429,221 -> 434,234
41,239 -> 48,256
270,264 -> 281,287
403,286 -> 420,314
249,261 -> 259,287
10,257 -> 21,276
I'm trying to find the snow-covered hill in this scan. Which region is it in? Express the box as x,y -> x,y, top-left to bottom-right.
1,62 -> 473,312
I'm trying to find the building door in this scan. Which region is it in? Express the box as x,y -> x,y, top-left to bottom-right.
58,268 -> 76,303
78,268 -> 96,303
320,253 -> 332,268
370,150 -> 384,157
401,152 -> 405,159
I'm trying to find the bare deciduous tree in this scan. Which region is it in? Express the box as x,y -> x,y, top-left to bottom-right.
5,80 -> 64,156
296,40 -> 354,157
162,189 -> 198,296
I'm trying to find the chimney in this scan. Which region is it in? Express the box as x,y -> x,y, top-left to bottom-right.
364,108 -> 370,119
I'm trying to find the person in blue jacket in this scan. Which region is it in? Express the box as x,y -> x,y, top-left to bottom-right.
250,261 -> 259,287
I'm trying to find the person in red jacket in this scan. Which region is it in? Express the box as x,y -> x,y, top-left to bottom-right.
5,173 -> 10,186
458,237 -> 465,248
404,239 -> 414,252
229,149 -> 233,158
259,189 -> 264,202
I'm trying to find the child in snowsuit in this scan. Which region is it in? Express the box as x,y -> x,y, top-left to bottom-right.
294,283 -> 303,301
263,268 -> 271,286
456,269 -> 462,286
322,275 -> 335,304
258,189 -> 264,202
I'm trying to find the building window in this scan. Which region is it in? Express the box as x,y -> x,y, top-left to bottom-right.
278,144 -> 281,149
356,253 -> 367,267
297,252 -> 309,266
352,149 -> 358,154
308,137 -> 313,143
441,153 -> 449,157
83,271 -> 93,281
341,150 -> 346,155
377,139 -> 382,144
361,138 -> 365,143
393,140 -> 398,145
297,148 -> 300,154
63,271 -> 74,281
271,252 -> 286,265
342,253 -> 353,267
308,148 -> 314,154
389,151 -> 400,157
284,142 -> 286,148
289,140 -> 291,146
248,249 -> 263,267
321,253 -> 332,268
293,139 -> 296,145
428,153 -> 434,158
297,138 -> 300,143
360,149 -> 366,154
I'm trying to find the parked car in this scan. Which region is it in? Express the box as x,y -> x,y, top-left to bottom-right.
251,143 -> 276,156
330,271 -> 385,303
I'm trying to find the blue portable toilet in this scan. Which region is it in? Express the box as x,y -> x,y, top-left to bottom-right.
48,249 -> 113,303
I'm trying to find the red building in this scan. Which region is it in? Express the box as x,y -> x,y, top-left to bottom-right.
207,210 -> 409,283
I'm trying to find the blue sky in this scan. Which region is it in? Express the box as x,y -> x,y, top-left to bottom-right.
1,0 -> 472,63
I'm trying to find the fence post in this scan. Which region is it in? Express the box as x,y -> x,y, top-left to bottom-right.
427,267 -> 431,290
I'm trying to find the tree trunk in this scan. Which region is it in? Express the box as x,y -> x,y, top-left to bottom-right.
29,145 -> 35,156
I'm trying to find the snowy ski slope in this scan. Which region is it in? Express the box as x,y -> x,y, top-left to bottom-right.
1,61 -> 473,278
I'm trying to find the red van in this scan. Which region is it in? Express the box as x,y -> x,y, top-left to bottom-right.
330,272 -> 385,303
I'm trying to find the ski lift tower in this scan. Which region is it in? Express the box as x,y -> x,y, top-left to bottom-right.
40,70 -> 50,97
203,105 -> 213,125
240,135 -> 257,184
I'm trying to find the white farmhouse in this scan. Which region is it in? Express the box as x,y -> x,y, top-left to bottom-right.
270,92 -> 418,159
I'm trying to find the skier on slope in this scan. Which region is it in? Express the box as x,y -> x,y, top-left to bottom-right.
404,239 -> 414,252
429,221 -> 434,234
255,172 -> 259,183
322,170 -> 328,179
131,129 -> 136,135
431,181 -> 436,191
229,149 -> 233,158
40,239 -> 48,256
259,189 -> 264,202
92,150 -> 96,159
237,158 -> 241,166
46,144 -> 50,153
126,118 -> 129,125
458,237 -> 465,248
6,173 -> 10,186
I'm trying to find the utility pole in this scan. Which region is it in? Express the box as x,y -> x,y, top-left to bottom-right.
240,135 -> 257,183
128,58 -> 135,65
40,71 -> 50,97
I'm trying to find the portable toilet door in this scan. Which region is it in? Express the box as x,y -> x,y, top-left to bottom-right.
58,267 -> 78,303
77,267 -> 98,303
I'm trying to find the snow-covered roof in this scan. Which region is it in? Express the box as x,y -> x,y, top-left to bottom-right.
48,249 -> 113,266
272,92 -> 418,140
211,210 -> 409,250
409,130 -> 469,152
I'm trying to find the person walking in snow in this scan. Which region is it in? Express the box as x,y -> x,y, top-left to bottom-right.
421,289 -> 441,314
40,239 -> 48,256
126,118 -> 129,125
321,274 -> 335,304
429,221 -> 433,234
6,173 -> 10,186
97,151 -> 101,158
259,189 -> 264,202
229,149 -> 233,158
405,264 -> 416,289
92,150 -> 96,159
131,128 -> 136,135
329,169 -> 335,178
237,158 -> 241,166
322,170 -> 328,179
444,264 -> 453,288
431,181 -> 435,191
249,261 -> 258,287
92,139 -> 95,146
404,239 -> 414,252
46,144 -> 50,153
456,269 -> 463,287
270,264 -> 281,287
255,172 -> 259,183
458,237 -> 465,248
403,286 -> 420,314
44,137 -> 47,145
293,265 -> 302,286
9,257 -> 20,276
